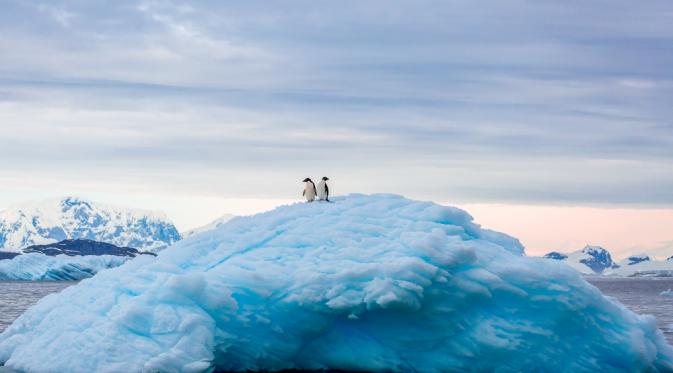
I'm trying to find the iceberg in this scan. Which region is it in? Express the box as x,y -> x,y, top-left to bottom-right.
1,194 -> 672,372
0,252 -> 130,281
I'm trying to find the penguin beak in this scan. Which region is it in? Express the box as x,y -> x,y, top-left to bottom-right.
302,178 -> 310,182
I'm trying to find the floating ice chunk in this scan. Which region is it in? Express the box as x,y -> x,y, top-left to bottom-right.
0,194 -> 672,372
661,289 -> 673,297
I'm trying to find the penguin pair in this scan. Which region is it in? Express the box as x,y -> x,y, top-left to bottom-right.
302,177 -> 330,202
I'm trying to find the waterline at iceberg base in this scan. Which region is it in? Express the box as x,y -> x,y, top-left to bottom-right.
0,194 -> 671,372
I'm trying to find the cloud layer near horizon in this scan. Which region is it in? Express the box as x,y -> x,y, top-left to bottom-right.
1,0 -> 673,205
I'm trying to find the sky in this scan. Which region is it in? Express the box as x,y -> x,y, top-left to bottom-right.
0,1 -> 672,258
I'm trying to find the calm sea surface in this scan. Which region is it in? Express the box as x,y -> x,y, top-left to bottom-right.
0,281 -> 74,333
587,277 -> 673,344
0,278 -> 672,344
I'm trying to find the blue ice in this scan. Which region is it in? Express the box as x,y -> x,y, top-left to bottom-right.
0,194 -> 671,372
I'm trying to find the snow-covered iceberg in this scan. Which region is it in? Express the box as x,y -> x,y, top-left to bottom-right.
1,194 -> 672,372
0,252 -> 130,281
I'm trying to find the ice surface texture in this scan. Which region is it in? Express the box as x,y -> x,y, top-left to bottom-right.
0,252 -> 129,281
1,194 -> 672,372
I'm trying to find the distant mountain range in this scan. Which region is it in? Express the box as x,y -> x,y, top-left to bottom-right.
22,239 -> 155,257
544,245 -> 673,277
0,197 -> 181,253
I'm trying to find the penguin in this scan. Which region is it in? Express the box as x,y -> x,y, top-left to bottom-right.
317,176 -> 330,202
302,178 -> 317,202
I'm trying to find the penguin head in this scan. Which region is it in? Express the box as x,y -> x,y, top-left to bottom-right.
303,178 -> 312,182
322,177 -> 329,181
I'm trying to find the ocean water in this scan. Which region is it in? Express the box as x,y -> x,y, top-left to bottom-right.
0,281 -> 74,334
0,278 -> 672,344
587,277 -> 673,344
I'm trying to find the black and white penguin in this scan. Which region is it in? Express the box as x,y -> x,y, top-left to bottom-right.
302,178 -> 317,202
317,177 -> 330,202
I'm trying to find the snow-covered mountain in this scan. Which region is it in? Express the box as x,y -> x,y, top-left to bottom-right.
544,247 -> 673,277
543,245 -> 617,275
182,214 -> 235,238
604,255 -> 673,277
0,197 -> 181,253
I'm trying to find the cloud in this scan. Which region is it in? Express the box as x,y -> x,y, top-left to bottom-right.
0,0 -> 672,204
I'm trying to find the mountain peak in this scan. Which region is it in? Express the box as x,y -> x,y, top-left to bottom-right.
578,245 -> 615,274
582,245 -> 608,255
61,196 -> 88,206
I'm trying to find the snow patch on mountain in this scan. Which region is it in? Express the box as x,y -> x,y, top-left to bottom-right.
0,197 -> 181,253
0,194 -> 671,372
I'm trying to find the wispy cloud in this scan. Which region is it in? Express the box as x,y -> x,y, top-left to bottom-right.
1,0 -> 672,205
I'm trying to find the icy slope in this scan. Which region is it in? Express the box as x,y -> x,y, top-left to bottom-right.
1,194 -> 672,373
0,197 -> 181,253
0,253 -> 129,281
182,214 -> 235,238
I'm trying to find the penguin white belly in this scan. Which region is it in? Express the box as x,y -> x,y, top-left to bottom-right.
317,181 -> 327,200
304,185 -> 317,202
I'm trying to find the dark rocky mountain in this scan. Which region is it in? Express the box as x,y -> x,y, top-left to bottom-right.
22,239 -> 155,257
626,255 -> 650,266
0,252 -> 20,261
543,252 -> 568,260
